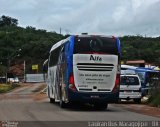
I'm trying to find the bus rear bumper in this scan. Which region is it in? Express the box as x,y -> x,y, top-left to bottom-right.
67,89 -> 119,104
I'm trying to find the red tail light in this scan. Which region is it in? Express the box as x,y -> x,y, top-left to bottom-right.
113,74 -> 120,92
69,74 -> 74,84
69,74 -> 77,91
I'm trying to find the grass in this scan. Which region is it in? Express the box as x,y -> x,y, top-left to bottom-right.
148,79 -> 160,107
0,83 -> 20,94
148,88 -> 160,107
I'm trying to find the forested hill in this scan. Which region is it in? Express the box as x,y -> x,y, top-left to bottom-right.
0,15 -> 64,74
120,36 -> 160,64
0,15 -> 160,74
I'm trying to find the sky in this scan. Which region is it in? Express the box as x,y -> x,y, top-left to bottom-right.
0,0 -> 160,36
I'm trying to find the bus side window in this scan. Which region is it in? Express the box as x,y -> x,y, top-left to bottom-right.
59,46 -> 65,62
49,47 -> 61,67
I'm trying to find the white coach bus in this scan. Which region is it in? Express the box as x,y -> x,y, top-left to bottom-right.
47,35 -> 121,109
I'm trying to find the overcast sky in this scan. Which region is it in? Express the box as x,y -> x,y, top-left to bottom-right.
0,0 -> 160,36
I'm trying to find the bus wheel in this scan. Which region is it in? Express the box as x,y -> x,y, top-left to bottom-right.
60,99 -> 67,108
59,88 -> 67,108
48,87 -> 55,103
94,103 -> 108,110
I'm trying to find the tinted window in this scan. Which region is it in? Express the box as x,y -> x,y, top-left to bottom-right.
49,47 -> 61,67
121,76 -> 140,85
137,72 -> 145,84
74,36 -> 118,54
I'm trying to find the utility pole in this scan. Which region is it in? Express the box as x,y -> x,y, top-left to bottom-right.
24,60 -> 26,82
60,27 -> 61,35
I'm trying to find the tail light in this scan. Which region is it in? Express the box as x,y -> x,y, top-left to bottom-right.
112,74 -> 120,92
69,73 -> 77,91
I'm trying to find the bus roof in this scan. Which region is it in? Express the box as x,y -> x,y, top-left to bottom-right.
121,65 -> 137,70
121,65 -> 159,73
76,35 -> 117,38
135,67 -> 159,73
49,35 -> 120,53
50,37 -> 70,53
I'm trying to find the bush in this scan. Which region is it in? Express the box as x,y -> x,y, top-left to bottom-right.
148,89 -> 160,106
0,84 -> 20,93
148,75 -> 160,107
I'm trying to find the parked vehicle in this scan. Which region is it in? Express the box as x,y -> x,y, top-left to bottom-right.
121,65 -> 160,96
8,77 -> 19,84
119,73 -> 142,103
47,35 -> 121,109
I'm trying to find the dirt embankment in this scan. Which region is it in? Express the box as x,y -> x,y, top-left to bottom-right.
119,101 -> 160,118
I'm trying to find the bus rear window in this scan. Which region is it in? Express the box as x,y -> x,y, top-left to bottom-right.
74,36 -> 118,55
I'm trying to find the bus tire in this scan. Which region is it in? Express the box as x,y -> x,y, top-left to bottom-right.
118,99 -> 121,103
59,87 -> 67,108
94,103 -> 108,110
48,87 -> 55,103
60,99 -> 67,108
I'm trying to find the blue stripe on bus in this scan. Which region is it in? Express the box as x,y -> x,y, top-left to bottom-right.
65,36 -> 75,85
117,38 -> 121,57
69,36 -> 74,73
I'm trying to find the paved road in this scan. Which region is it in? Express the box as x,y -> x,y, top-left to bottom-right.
0,83 -> 159,127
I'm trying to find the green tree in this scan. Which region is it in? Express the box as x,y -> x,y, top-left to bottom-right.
0,15 -> 18,27
0,65 -> 7,76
